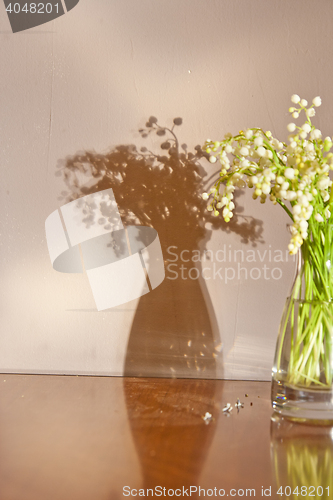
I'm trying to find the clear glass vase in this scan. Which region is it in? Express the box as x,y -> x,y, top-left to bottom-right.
272,230 -> 333,422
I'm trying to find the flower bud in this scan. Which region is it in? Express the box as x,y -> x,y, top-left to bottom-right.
301,123 -> 311,133
291,94 -> 301,104
312,96 -> 322,107
284,168 -> 295,179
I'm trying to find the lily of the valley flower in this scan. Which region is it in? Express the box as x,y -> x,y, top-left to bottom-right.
202,412 -> 213,423
202,95 -> 333,254
235,398 -> 244,409
222,403 -> 233,413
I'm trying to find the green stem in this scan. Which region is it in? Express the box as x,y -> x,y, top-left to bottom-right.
276,199 -> 294,221
276,226 -> 333,388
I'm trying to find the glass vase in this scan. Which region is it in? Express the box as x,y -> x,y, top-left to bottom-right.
272,229 -> 333,422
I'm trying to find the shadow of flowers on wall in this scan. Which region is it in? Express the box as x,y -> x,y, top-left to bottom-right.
58,117 -> 263,379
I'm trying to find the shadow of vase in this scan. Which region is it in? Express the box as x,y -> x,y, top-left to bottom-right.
59,118 -> 265,497
59,117 -> 263,379
123,377 -> 224,495
124,243 -> 220,378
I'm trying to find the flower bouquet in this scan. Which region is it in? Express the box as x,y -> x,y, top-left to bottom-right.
202,95 -> 333,420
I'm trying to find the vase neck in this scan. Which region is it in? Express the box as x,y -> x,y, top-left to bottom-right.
290,243 -> 333,302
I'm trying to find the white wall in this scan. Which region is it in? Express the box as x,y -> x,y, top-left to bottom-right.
1,0 -> 332,379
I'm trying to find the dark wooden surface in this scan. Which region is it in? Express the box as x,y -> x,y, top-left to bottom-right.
0,376 -> 332,500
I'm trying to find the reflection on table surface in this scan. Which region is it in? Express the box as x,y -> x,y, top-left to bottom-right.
271,415 -> 333,500
0,375 -> 331,499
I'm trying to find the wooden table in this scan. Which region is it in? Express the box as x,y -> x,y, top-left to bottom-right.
0,376 -> 332,499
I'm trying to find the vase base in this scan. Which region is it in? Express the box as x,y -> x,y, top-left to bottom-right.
272,379 -> 333,423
